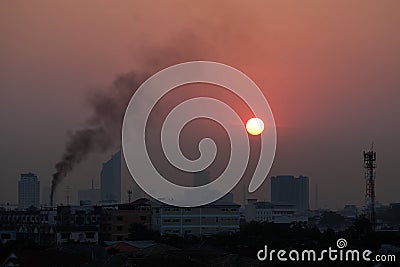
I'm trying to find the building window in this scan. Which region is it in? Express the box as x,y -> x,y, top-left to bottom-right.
61,233 -> 70,239
85,232 -> 95,238
184,208 -> 191,211
172,219 -> 180,223
140,216 -> 147,221
117,226 -> 123,231
215,217 -> 219,222
184,219 -> 191,223
116,216 -> 123,221
164,208 -> 170,212
163,219 -> 171,223
1,233 -> 11,239
172,208 -> 179,212
117,235 -> 123,241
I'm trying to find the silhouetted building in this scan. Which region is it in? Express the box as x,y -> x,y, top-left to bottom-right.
18,173 -> 40,209
55,205 -> 101,244
339,205 -> 358,218
100,198 -> 152,241
56,205 -> 102,226
101,151 -> 121,203
78,189 -> 101,205
152,199 -> 240,236
0,209 -> 56,245
271,175 -> 309,212
0,228 -> 16,244
56,225 -> 98,244
245,199 -> 308,223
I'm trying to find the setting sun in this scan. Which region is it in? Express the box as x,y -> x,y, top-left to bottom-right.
246,117 -> 264,135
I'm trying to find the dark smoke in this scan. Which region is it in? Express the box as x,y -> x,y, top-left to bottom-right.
50,37 -> 205,206
50,72 -> 149,205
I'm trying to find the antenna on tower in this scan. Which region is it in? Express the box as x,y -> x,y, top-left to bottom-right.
315,184 -> 319,210
363,144 -> 377,230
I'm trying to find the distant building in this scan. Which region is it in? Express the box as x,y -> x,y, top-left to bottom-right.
78,189 -> 101,205
245,199 -> 308,223
339,205 -> 358,218
18,173 -> 40,209
100,198 -> 152,241
0,209 -> 56,245
271,175 -> 309,212
101,151 -> 121,204
55,205 -> 101,244
56,225 -> 98,244
56,205 -> 102,226
0,203 -> 18,211
0,228 -> 16,244
152,200 -> 240,236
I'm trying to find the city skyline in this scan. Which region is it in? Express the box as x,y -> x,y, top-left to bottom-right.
2,147 -> 397,210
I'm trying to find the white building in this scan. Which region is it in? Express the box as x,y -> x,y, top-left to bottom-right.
100,151 -> 121,204
245,200 -> 308,224
18,173 -> 40,209
152,200 -> 240,236
56,225 -> 98,244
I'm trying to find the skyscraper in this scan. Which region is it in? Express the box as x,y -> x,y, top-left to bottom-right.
101,151 -> 121,203
271,175 -> 309,212
18,173 -> 40,209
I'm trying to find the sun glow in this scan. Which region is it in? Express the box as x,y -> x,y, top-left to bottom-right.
246,117 -> 264,135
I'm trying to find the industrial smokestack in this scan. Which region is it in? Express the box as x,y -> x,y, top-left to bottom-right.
50,73 -> 147,206
50,37 -> 204,205
49,40 -> 203,206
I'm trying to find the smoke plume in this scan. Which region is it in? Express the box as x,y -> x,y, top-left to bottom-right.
50,38 -> 205,205
50,72 -> 150,205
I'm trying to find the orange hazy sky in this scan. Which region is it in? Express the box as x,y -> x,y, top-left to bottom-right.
1,1 -> 399,209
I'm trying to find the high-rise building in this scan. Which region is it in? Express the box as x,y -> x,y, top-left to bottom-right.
101,151 -> 121,203
271,175 -> 309,212
18,173 -> 40,209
